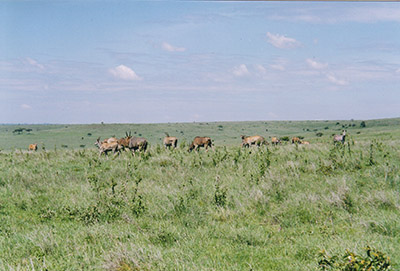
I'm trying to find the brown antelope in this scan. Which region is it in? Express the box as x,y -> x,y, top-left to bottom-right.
28,143 -> 38,151
291,137 -> 301,144
163,133 -> 178,149
333,130 -> 346,144
95,137 -> 120,157
271,137 -> 281,145
241,135 -> 267,147
128,136 -> 148,154
101,137 -> 118,144
189,136 -> 212,152
117,132 -> 132,150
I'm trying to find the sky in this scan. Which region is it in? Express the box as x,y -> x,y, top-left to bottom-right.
1,1 -> 400,124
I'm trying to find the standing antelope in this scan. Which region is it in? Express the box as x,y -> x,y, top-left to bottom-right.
128,136 -> 148,154
163,133 -> 178,149
271,137 -> 281,145
101,137 -> 118,144
333,130 -> 346,144
28,143 -> 38,151
241,135 -> 267,147
291,137 -> 301,144
118,132 -> 132,151
189,136 -> 212,152
95,137 -> 120,157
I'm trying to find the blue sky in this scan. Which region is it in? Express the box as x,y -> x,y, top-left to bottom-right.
1,1 -> 399,124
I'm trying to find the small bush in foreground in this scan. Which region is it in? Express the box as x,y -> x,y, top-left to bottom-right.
318,246 -> 391,270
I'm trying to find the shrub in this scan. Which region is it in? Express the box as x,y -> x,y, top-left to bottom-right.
280,136 -> 290,142
360,121 -> 366,128
214,176 -> 227,207
316,132 -> 323,137
318,246 -> 391,270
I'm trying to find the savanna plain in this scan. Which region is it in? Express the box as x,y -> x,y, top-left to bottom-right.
0,118 -> 399,270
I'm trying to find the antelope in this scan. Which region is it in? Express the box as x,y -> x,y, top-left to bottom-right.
271,137 -> 281,145
118,132 -> 132,150
101,137 -> 118,144
333,130 -> 346,144
241,135 -> 267,148
163,133 -> 178,149
189,136 -> 212,152
301,141 -> 310,145
95,137 -> 120,157
291,137 -> 301,144
128,136 -> 148,154
28,143 -> 38,151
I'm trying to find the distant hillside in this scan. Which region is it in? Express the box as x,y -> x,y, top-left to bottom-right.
0,118 -> 399,151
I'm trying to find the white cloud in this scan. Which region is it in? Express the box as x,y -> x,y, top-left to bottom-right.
109,65 -> 142,81
162,42 -> 186,52
269,58 -> 287,71
326,74 -> 348,86
25,57 -> 44,70
306,59 -> 328,69
21,104 -> 32,110
266,32 -> 301,49
270,63 -> 285,71
232,64 -> 250,77
255,64 -> 267,74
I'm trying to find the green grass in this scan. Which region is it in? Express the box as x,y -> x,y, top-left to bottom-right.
0,118 -> 399,270
2,118 -> 400,151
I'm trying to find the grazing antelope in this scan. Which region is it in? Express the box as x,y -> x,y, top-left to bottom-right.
291,137 -> 301,144
189,136 -> 212,152
301,141 -> 310,145
271,137 -> 281,145
128,137 -> 148,154
333,130 -> 346,144
28,143 -> 38,151
241,135 -> 267,148
163,133 -> 178,149
95,137 -> 120,157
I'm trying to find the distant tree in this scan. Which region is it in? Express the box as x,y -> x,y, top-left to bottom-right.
280,136 -> 290,142
360,121 -> 366,128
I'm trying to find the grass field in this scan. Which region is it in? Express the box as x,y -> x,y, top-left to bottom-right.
0,118 -> 399,270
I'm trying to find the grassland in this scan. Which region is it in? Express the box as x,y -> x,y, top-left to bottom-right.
0,118 -> 399,270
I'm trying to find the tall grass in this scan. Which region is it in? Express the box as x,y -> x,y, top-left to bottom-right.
0,130 -> 399,270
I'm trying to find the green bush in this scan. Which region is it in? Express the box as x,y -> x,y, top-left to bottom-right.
318,246 -> 391,270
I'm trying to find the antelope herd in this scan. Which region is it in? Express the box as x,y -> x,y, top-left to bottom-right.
28,130 -> 349,156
